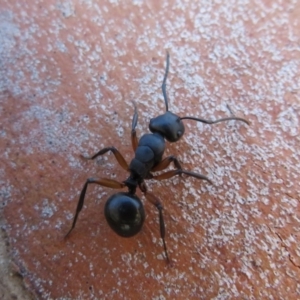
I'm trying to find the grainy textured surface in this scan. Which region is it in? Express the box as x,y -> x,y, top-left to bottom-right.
0,0 -> 300,299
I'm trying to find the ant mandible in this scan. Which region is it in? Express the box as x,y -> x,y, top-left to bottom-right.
65,51 -> 249,263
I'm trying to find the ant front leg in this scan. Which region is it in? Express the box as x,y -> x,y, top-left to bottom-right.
65,178 -> 125,238
151,155 -> 183,172
81,147 -> 129,171
131,101 -> 139,152
152,169 -> 213,185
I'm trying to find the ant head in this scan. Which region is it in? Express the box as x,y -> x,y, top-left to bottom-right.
149,111 -> 185,142
105,192 -> 145,237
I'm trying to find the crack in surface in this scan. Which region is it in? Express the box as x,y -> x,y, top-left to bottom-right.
269,226 -> 300,269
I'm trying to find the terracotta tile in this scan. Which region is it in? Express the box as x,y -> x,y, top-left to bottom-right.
1,0 -> 300,299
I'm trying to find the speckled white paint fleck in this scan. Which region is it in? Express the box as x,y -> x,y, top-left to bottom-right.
1,0 -> 300,299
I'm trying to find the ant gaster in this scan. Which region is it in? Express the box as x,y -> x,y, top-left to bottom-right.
65,52 -> 249,263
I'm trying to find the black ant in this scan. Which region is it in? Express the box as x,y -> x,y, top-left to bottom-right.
65,52 -> 249,263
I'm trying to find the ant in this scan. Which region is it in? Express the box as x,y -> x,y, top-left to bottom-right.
65,52 -> 249,263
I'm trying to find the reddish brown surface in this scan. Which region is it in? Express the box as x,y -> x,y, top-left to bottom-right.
0,0 -> 300,299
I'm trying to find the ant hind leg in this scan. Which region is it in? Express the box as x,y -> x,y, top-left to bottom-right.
65,178 -> 125,238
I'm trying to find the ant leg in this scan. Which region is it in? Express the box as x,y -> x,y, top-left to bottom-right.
81,147 -> 128,171
146,193 -> 170,264
65,178 -> 125,238
152,169 -> 213,185
162,51 -> 170,112
139,182 -> 170,264
131,101 -> 139,152
151,155 -> 182,172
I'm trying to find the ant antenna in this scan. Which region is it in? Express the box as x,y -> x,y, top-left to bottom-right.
161,51 -> 170,112
180,115 -> 250,125
161,51 -> 250,126
181,102 -> 250,126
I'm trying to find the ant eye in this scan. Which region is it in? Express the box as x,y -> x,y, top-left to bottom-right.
177,130 -> 182,137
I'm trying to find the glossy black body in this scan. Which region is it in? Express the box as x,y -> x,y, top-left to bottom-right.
105,192 -> 145,237
129,133 -> 165,179
149,111 -> 185,142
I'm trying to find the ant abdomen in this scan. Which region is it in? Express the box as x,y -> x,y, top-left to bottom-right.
104,192 -> 145,237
